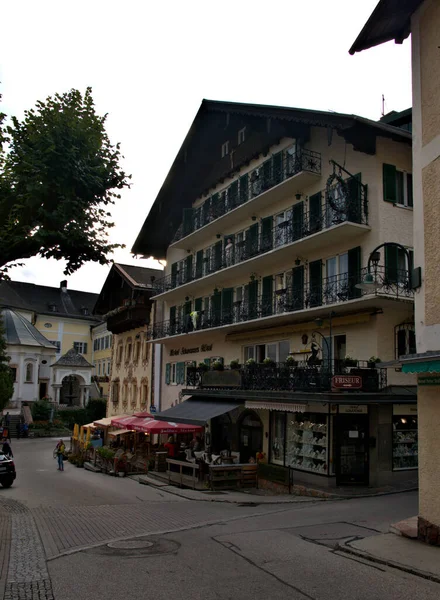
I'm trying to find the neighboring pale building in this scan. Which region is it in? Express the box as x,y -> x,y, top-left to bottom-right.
133,99 -> 417,488
93,264 -> 162,417
91,322 -> 113,399
0,279 -> 100,368
350,0 -> 440,544
1,308 -> 56,406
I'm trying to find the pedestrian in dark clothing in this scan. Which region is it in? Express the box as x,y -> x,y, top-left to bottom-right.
2,440 -> 13,458
4,413 -> 10,428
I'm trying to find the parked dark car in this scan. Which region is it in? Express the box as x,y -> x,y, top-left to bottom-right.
0,453 -> 16,488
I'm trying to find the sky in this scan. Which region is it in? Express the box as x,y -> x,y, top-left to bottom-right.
0,0 -> 412,294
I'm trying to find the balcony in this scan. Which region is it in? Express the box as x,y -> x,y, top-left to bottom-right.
185,360 -> 387,394
171,145 -> 322,250
151,266 -> 413,341
153,189 -> 369,299
106,303 -> 149,335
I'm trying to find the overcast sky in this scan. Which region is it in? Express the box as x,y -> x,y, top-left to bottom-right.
0,0 -> 412,294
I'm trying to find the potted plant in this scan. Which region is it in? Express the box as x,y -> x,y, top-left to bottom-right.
285,355 -> 298,367
368,356 -> 381,368
198,362 -> 209,372
212,360 -> 224,371
262,357 -> 275,367
344,354 -> 357,367
245,358 -> 256,368
230,359 -> 240,370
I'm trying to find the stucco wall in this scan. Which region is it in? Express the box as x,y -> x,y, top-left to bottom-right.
418,385 -> 440,525
420,1 -> 440,147
422,157 -> 440,326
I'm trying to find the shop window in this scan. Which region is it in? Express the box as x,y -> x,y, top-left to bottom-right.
285,413 -> 328,475
395,323 -> 416,358
393,406 -> 418,470
270,412 -> 286,466
25,363 -> 34,383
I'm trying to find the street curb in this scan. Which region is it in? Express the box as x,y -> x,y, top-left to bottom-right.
337,543 -> 440,584
136,476 -> 417,504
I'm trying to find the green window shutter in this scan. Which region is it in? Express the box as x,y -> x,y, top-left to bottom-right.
246,223 -> 259,258
203,358 -> 211,367
385,245 -> 399,284
185,255 -> 193,283
169,305 -> 177,335
309,260 -> 322,307
194,297 -> 203,312
182,208 -> 194,237
261,216 -> 273,252
348,246 -> 362,299
176,362 -> 185,385
239,174 -> 249,204
211,193 -> 220,219
212,290 -> 222,325
346,173 -> 362,223
248,279 -> 258,320
165,363 -> 171,385
261,159 -> 272,190
291,266 -> 304,310
229,180 -> 239,209
195,250 -> 204,279
222,288 -> 234,324
309,193 -> 322,233
171,263 -> 178,288
292,202 -> 304,241
213,241 -> 223,271
273,151 -> 283,185
383,164 -> 397,203
262,276 -> 273,317
202,198 -> 211,225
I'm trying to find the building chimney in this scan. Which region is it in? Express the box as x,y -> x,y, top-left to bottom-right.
60,280 -> 68,291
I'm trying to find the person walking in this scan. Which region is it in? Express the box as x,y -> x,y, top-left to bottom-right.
2,439 -> 13,458
55,439 -> 65,471
4,413 -> 10,428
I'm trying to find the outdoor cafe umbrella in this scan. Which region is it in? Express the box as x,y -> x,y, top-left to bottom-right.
134,418 -> 203,434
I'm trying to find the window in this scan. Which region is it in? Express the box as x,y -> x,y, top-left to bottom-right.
142,383 -> 149,404
244,341 -> 290,363
325,253 -> 348,302
385,246 -> 413,285
98,362 -> 101,375
383,164 -> 413,207
50,341 -> 61,354
238,127 -> 246,145
107,361 -> 111,375
73,342 -> 88,354
25,363 -> 34,383
10,367 -> 17,383
395,323 -> 416,359
134,341 -> 141,362
81,307 -> 89,316
221,141 -> 229,158
171,363 -> 177,384
94,339 -> 98,351
126,342 -> 132,362
117,344 -> 123,364
275,209 -> 292,247
112,382 -> 119,403
132,383 -> 137,405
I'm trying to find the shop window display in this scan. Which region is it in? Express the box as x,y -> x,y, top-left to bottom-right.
286,413 -> 328,475
393,410 -> 418,471
270,412 -> 286,465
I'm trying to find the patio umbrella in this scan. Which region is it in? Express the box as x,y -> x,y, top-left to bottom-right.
136,419 -> 203,434
110,415 -> 139,429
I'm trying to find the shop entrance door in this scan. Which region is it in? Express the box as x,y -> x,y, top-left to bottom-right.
336,414 -> 369,485
239,411 -> 263,463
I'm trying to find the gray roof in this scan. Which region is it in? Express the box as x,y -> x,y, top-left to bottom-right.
0,280 -> 101,321
51,347 -> 93,368
115,264 -> 163,288
1,309 -> 56,349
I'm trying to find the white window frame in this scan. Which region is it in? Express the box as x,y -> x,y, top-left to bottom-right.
243,340 -> 290,363
395,170 -> 413,208
73,341 -> 87,354
238,128 -> 246,145
221,141 -> 229,157
170,363 -> 177,385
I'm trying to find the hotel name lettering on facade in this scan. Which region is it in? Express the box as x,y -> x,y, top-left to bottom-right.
170,344 -> 213,357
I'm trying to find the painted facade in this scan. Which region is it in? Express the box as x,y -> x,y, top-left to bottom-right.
91,322 -> 113,399
134,100 -> 418,488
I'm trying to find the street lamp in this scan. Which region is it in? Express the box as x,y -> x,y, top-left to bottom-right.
314,311 -> 336,372
356,243 -> 420,292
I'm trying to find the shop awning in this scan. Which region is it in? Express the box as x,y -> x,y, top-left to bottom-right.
245,401 -> 306,413
111,415 -> 139,428
82,422 -> 97,429
108,428 -> 132,436
140,420 -> 202,434
402,361 -> 440,374
154,399 -> 240,426
94,416 -> 125,427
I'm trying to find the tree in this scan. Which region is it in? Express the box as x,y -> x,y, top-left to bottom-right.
0,316 -> 13,410
0,87 -> 130,278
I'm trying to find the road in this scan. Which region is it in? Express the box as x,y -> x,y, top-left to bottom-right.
0,438 -> 437,600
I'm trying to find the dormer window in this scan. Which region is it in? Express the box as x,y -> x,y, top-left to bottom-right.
48,303 -> 57,312
221,141 -> 229,158
238,127 -> 246,145
81,307 -> 89,316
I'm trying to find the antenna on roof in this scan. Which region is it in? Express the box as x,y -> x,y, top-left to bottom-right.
381,94 -> 385,117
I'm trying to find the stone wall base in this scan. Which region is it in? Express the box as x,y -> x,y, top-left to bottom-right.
418,516 -> 440,545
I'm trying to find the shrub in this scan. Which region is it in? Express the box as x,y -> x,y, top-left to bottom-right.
31,399 -> 52,421
212,360 -> 224,371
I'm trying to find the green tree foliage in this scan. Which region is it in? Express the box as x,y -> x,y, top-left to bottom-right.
0,88 -> 130,278
0,316 -> 13,410
31,398 -> 52,421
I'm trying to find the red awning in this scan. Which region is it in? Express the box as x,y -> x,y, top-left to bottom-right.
110,416 -> 139,429
139,419 -> 203,434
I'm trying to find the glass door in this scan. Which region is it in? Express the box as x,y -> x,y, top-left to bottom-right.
336,414 -> 369,485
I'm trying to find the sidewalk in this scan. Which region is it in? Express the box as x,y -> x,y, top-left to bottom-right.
340,531 -> 440,583
136,473 -> 417,504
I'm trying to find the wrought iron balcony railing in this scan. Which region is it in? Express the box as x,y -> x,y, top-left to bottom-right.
151,266 -> 413,340
172,145 -> 322,244
154,194 -> 368,295
185,360 -> 387,394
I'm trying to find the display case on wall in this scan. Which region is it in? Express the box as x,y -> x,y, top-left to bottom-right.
393,405 -> 418,471
285,413 -> 328,475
